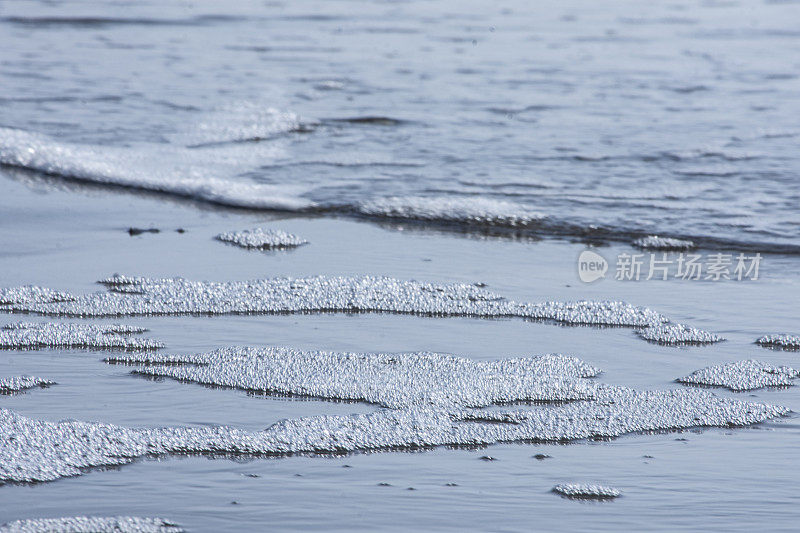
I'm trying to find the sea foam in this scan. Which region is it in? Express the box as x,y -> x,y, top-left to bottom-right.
677,360 -> 800,391
635,324 -> 723,345
0,322 -> 163,350
756,334 -> 800,350
358,196 -> 547,228
632,235 -> 695,251
0,516 -> 182,533
552,483 -> 621,500
215,228 -> 308,250
0,376 -> 54,395
107,347 -> 601,408
0,127 -> 311,211
0,340 -> 787,484
0,275 -> 723,344
2,274 -> 659,325
0,387 -> 785,483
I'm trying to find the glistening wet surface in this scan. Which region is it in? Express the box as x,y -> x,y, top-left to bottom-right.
0,180 -> 799,530
2,0 -> 800,529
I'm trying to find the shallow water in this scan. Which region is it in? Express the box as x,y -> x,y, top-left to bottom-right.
2,0 -> 800,531
2,0 -> 800,250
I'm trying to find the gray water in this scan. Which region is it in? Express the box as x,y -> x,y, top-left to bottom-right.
2,0 -> 800,248
1,0 -> 800,531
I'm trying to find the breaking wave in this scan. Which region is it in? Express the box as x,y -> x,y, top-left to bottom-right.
0,127 -> 313,211
3,126 -> 800,253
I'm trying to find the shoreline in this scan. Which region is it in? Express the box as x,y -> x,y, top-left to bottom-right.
1,171 -> 799,531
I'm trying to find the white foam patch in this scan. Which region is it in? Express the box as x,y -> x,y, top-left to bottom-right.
0,127 -> 312,210
0,322 -> 163,350
358,196 -> 547,227
0,287 -> 74,305
677,360 -> 800,391
169,103 -> 301,147
757,334 -> 800,350
0,275 -> 670,331
552,483 -> 621,499
215,228 -> 308,250
635,324 -> 723,345
0,516 -> 182,533
0,376 -> 54,395
0,387 -> 785,483
107,347 -> 601,409
633,235 -> 695,250
527,301 -> 668,327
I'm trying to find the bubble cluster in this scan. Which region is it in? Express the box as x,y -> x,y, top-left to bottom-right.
0,275 -> 672,330
0,516 -> 183,533
0,323 -> 163,351
0,345 -> 787,484
215,228 -> 308,250
756,334 -> 800,350
552,483 -> 621,500
632,235 -> 695,250
0,287 -> 74,305
0,376 -> 54,395
635,324 -> 723,345
107,347 -> 601,409
677,359 -> 800,391
524,300 -> 668,327
358,196 -> 547,228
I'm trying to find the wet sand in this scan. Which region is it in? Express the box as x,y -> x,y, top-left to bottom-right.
1,174 -> 800,531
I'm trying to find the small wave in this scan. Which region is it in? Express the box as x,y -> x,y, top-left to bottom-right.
172,103 -> 305,147
487,104 -> 561,115
226,45 -> 341,54
617,16 -> 697,25
0,95 -> 122,104
2,128 -> 799,253
666,85 -> 710,94
262,158 -> 424,169
1,15 -> 244,28
692,28 -> 800,40
323,116 -> 407,126
357,196 -> 548,228
0,127 -> 313,211
672,168 -> 741,177
646,149 -> 761,162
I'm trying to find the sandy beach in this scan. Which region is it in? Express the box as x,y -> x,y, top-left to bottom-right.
2,0 -> 800,530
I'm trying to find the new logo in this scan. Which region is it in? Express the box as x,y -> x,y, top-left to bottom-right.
577,250 -> 608,283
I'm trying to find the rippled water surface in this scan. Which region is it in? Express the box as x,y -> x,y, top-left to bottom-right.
2,0 -> 800,248
2,0 -> 800,531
